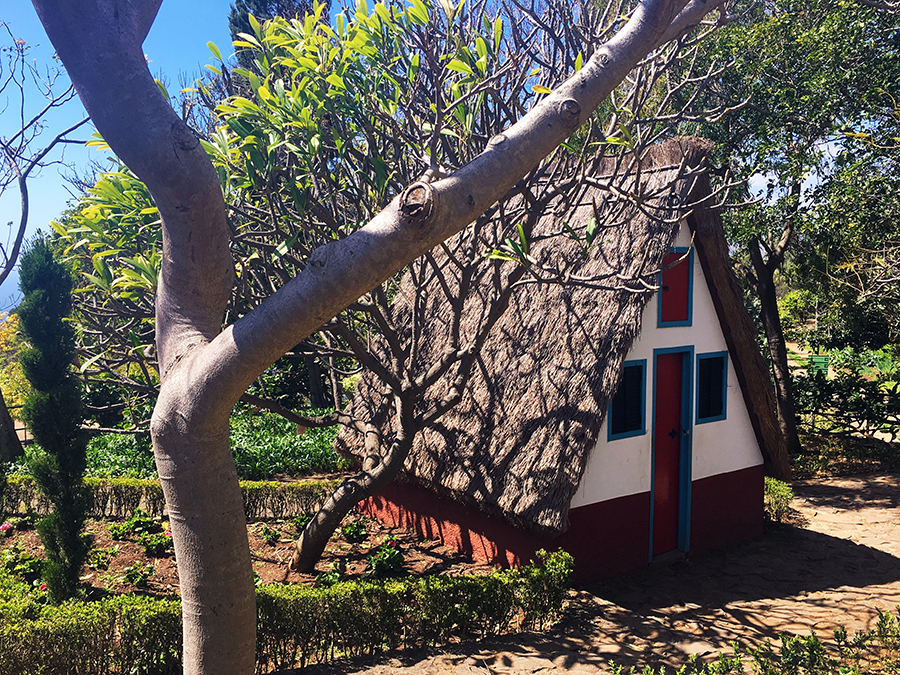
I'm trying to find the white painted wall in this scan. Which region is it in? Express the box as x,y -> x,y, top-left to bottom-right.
570,224 -> 763,509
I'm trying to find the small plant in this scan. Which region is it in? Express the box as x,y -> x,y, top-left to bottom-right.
292,513 -> 312,534
139,531 -> 175,557
764,476 -> 794,524
108,508 -> 162,540
7,514 -> 35,531
122,562 -> 154,587
367,536 -> 404,577
259,523 -> 281,546
341,519 -> 367,543
315,561 -> 344,587
0,521 -> 11,537
1,542 -> 44,584
87,545 -> 119,570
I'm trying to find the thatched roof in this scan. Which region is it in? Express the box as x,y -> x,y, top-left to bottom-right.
337,137 -> 787,536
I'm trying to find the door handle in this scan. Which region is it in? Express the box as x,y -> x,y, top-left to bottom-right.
668,428 -> 678,439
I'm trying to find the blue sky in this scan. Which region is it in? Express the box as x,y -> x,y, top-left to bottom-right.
0,1 -> 236,309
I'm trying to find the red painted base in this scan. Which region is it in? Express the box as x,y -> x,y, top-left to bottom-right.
690,464 -> 764,552
361,465 -> 762,584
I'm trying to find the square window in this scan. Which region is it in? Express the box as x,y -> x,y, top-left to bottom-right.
696,352 -> 727,423
608,360 -> 646,440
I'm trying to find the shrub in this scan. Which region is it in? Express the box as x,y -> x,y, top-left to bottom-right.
138,531 -> 174,557
1,543 -> 43,585
0,550 -> 575,673
341,519 -> 367,543
108,508 -> 161,540
121,562 -> 154,588
259,523 -> 281,546
230,408 -> 348,480
764,477 -> 794,524
87,546 -> 118,570
2,475 -> 339,523
17,239 -> 90,603
367,536 -> 404,577
85,433 -> 156,479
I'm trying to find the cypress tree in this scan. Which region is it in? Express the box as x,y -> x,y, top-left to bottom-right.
18,238 -> 90,602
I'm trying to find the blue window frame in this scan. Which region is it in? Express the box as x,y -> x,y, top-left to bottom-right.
608,360 -> 647,441
657,247 -> 694,328
696,351 -> 728,423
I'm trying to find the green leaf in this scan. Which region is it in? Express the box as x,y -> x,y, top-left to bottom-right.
248,13 -> 262,38
585,216 -> 598,246
272,231 -> 301,261
326,73 -> 346,90
154,79 -> 170,100
516,222 -> 529,256
493,16 -> 503,51
574,52 -> 583,72
475,37 -> 488,60
446,59 -> 473,75
207,41 -> 222,62
374,3 -> 392,22
408,0 -> 429,25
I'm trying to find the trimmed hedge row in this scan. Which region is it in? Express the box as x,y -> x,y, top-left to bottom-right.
0,550 -> 573,675
1,475 -> 340,521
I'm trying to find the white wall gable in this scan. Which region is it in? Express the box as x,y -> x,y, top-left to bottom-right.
570,222 -> 764,508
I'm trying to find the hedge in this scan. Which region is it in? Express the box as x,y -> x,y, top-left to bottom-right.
0,475 -> 340,521
0,549 -> 574,675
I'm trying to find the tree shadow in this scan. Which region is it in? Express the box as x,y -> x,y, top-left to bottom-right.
590,525 -> 900,612
792,475 -> 900,511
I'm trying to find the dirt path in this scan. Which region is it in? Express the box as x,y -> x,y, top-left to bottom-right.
290,474 -> 900,674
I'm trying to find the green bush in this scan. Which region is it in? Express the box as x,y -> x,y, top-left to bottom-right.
85,433 -> 156,479
256,549 -> 574,670
341,519 -> 367,543
1,474 -> 339,522
108,508 -> 161,540
230,409 -> 348,480
366,536 -> 404,577
0,549 -> 574,674
138,532 -> 174,557
764,477 -> 794,524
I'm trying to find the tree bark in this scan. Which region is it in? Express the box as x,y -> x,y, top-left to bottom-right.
749,239 -> 803,460
292,434 -> 415,571
31,1 -> 729,673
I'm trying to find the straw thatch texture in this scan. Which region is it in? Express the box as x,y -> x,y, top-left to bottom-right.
337,138 -> 734,535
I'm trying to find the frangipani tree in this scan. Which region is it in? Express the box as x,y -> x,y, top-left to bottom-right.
30,0 -> 733,673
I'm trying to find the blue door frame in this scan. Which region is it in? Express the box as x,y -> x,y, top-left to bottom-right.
649,346 -> 694,559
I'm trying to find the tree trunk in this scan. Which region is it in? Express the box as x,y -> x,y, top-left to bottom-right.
749,240 -> 803,460
292,425 -> 414,572
0,389 -> 23,463
152,386 -> 254,675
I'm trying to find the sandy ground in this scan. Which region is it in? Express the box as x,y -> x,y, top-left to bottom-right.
287,474 -> 900,674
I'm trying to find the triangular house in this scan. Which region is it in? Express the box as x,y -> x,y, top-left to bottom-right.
337,138 -> 789,583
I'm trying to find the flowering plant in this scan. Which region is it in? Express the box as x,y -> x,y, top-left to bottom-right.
0,522 -> 12,537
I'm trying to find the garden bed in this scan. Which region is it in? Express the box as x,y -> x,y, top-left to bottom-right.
1,509 -> 494,598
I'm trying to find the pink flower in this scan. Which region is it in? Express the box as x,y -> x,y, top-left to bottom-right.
0,522 -> 12,534
165,531 -> 172,537
39,583 -> 47,591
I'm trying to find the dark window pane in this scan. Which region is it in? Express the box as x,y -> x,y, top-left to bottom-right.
611,364 -> 643,435
698,356 -> 724,419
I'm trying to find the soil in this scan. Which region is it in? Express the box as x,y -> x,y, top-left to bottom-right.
0,510 -> 492,598
3,473 -> 899,674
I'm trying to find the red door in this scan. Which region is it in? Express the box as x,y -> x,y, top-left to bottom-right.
653,352 -> 684,555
